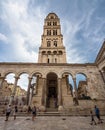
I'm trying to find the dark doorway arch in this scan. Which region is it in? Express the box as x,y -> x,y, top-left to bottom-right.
46,72 -> 58,109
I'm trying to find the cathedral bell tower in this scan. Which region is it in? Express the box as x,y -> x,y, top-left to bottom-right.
38,13 -> 67,63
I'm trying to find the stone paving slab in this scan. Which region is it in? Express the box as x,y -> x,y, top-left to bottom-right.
0,116 -> 105,130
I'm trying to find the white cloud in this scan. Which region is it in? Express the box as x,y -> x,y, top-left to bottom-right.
6,73 -> 15,84
0,0 -> 47,62
0,0 -> 105,64
0,33 -> 8,43
62,17 -> 86,63
61,5 -> 105,63
17,74 -> 29,91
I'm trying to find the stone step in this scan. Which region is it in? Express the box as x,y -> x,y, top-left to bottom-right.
37,111 -> 60,116
2,110 -> 105,116
46,108 -> 58,112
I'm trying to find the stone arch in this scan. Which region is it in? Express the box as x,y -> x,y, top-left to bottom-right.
58,50 -> 63,55
53,51 -> 57,55
46,72 -> 58,78
47,51 -> 51,55
59,70 -> 74,78
75,72 -> 87,79
3,70 -> 17,77
17,70 -> 31,77
60,70 -> 74,96
76,72 -> 89,100
2,72 -> 16,99
62,72 -> 73,78
30,70 -> 43,78
44,70 -> 59,78
42,51 -> 46,54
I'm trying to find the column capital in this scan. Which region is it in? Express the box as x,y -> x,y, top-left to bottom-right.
42,78 -> 46,79
28,77 -> 33,81
72,77 -> 76,81
62,74 -> 69,78
14,76 -> 20,80
58,77 -> 62,80
0,76 -> 5,80
99,69 -> 103,72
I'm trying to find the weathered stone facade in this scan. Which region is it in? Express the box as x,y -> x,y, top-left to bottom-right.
0,13 -> 105,114
78,81 -> 87,99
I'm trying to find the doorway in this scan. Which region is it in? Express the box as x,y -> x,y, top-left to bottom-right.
46,73 -> 58,109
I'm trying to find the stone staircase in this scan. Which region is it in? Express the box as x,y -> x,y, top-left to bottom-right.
1,105 -> 105,116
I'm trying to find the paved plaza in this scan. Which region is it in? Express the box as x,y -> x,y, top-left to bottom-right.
0,116 -> 105,130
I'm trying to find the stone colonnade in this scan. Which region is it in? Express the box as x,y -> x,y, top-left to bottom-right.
2,70 -> 102,109
0,75 -> 34,106
0,74 -> 83,107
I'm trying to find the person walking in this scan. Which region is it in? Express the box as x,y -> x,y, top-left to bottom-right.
5,105 -> 11,121
32,106 -> 36,121
94,105 -> 103,124
13,105 -> 18,120
90,110 -> 96,125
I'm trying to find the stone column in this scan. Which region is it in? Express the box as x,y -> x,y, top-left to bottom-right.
35,75 -> 39,94
41,78 -> 46,105
73,78 -> 77,96
9,76 -> 19,105
27,77 -> 32,105
73,77 -> 79,105
40,78 -> 46,111
58,78 -> 63,111
28,87 -> 33,106
66,75 -> 72,95
0,77 -> 5,88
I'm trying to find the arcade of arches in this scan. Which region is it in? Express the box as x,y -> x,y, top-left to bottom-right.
0,13 -> 105,114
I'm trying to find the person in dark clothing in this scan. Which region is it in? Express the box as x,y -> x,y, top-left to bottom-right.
32,106 -> 36,121
90,110 -> 96,125
5,105 -> 11,121
94,105 -> 103,124
13,105 -> 18,120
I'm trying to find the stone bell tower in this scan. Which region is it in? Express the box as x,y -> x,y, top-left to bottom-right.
38,13 -> 67,63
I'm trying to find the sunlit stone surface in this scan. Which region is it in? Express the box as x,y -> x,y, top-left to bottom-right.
0,116 -> 105,130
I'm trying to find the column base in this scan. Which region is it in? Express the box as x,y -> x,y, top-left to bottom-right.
39,105 -> 46,112
9,95 -> 14,105
58,105 -> 64,111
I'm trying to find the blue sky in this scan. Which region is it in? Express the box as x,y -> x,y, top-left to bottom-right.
0,0 -> 105,64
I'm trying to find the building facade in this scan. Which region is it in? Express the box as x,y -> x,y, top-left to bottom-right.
0,13 -> 105,114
